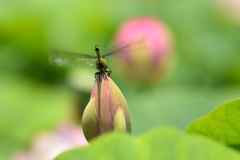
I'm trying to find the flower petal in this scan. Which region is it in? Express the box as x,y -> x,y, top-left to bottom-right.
112,107 -> 127,132
82,97 -> 100,142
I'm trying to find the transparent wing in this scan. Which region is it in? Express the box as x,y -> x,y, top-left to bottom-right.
102,36 -> 148,59
49,50 -> 97,68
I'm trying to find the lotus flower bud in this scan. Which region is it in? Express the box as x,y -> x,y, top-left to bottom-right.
217,0 -> 240,23
113,17 -> 174,84
82,71 -> 131,142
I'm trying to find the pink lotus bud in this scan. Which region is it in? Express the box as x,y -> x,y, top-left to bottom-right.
82,71 -> 131,142
217,0 -> 240,23
113,17 -> 174,83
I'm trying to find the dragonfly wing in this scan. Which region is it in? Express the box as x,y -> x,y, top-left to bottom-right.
102,36 -> 148,59
102,44 -> 131,59
49,50 -> 97,68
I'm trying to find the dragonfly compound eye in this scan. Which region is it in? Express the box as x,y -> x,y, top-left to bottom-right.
95,45 -> 100,51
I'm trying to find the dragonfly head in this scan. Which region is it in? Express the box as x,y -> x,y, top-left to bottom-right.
95,45 -> 100,51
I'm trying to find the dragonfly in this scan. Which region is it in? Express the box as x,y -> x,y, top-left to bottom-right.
49,37 -> 147,79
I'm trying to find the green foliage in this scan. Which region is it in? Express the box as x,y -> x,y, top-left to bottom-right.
0,74 -> 71,159
186,98 -> 240,147
56,127 -> 240,160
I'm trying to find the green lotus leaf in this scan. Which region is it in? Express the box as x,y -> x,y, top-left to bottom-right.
56,127 -> 240,160
186,98 -> 240,147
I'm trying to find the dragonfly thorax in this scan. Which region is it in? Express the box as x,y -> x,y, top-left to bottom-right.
95,57 -> 107,71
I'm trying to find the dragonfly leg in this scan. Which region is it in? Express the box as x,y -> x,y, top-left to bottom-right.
94,71 -> 109,81
105,69 -> 111,77
94,72 -> 100,80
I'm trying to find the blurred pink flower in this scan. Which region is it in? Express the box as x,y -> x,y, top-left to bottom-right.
218,0 -> 240,23
11,122 -> 88,160
113,16 -> 175,84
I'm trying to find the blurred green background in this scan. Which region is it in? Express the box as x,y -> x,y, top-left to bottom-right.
0,0 -> 240,159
